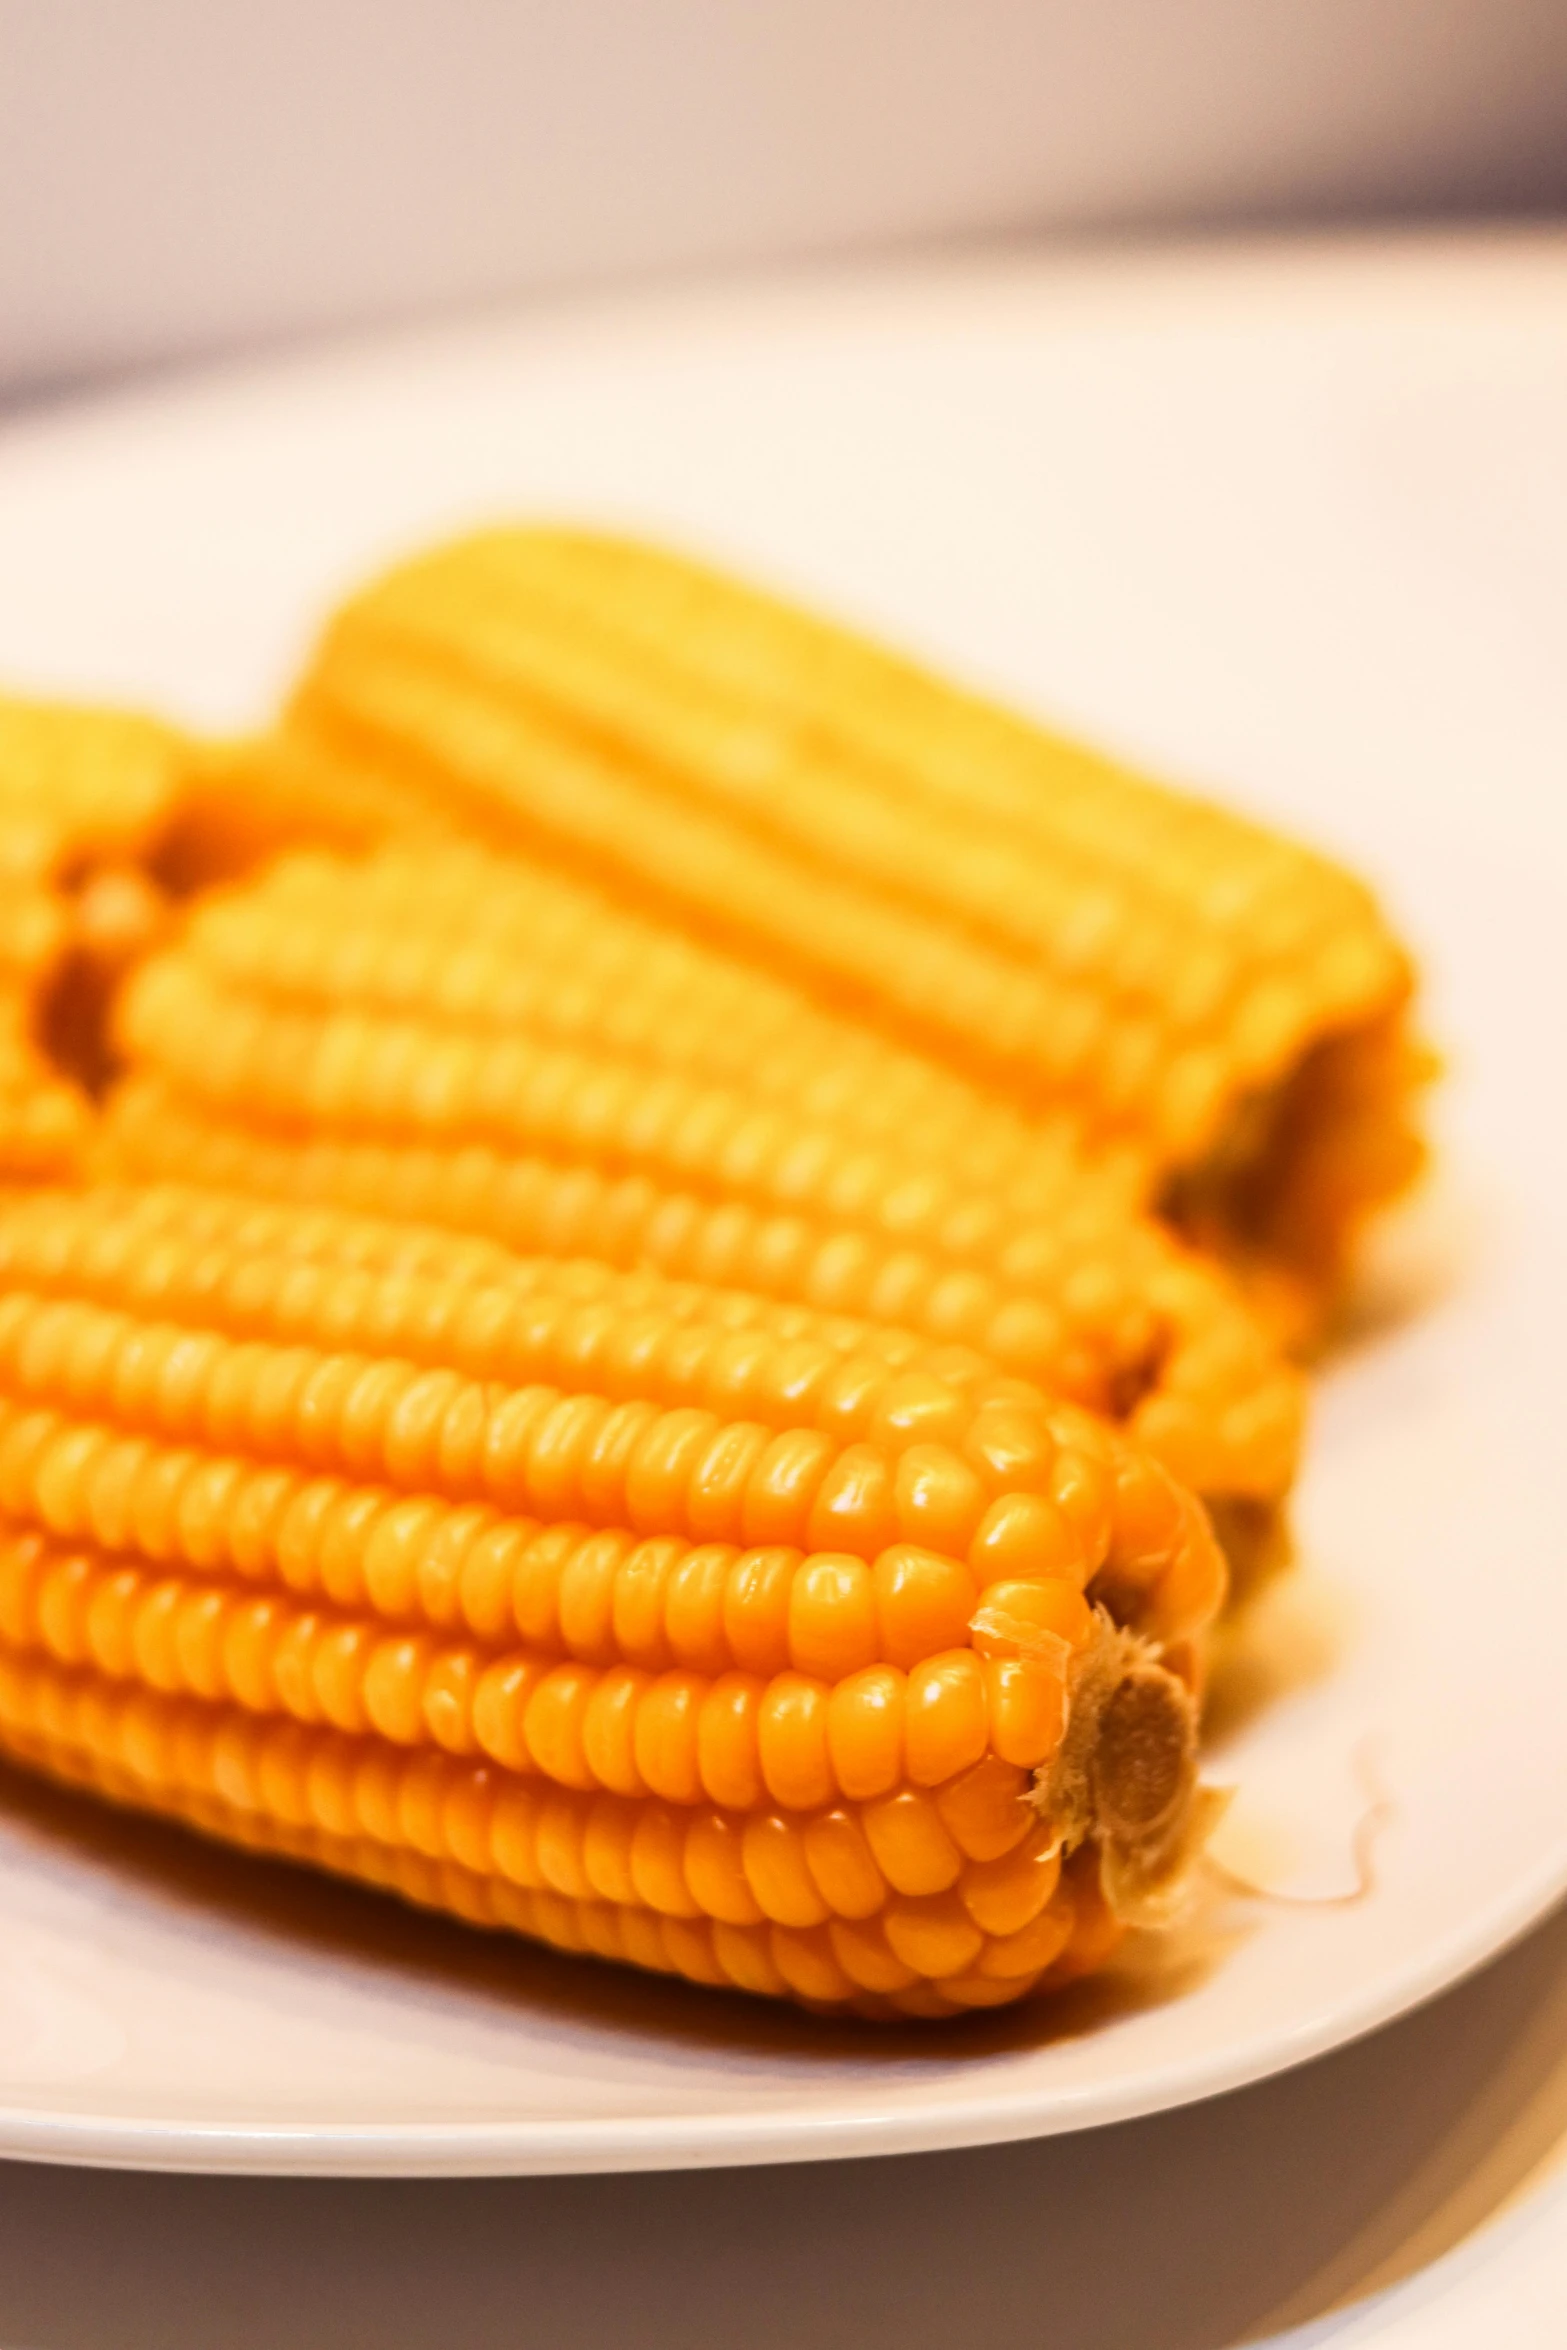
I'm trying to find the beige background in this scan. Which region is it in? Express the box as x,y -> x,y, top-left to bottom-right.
4,0 -> 1567,393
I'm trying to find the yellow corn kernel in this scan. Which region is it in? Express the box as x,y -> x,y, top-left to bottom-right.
682,1809 -> 764,1927
935,1753 -> 1038,1862
1039,1849 -> 1126,1986
825,1662 -> 905,1801
983,1654 -> 1070,1770
970,1578 -> 1095,1660
786,1551 -> 879,1680
883,1892 -> 984,1980
801,1807 -> 886,1920
958,1824 -> 1063,1937
632,1670 -> 704,1805
860,1787 -> 964,1896
903,1649 -> 990,1787
828,1915 -> 920,1995
741,1812 -> 831,1929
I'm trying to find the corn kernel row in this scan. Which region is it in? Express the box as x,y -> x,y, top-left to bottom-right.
0,1654 -> 1122,2014
0,1180 -> 1001,1424
0,1248 -> 1223,1653
0,1514 -> 1104,1797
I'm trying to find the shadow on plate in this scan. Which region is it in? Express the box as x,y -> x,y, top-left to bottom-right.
1319,1160 -> 1482,1365
1202,1558 -> 1354,1749
0,1759 -> 1231,2068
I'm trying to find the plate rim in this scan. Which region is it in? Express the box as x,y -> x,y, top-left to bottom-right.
1,1845 -> 1564,2176
1,232 -> 1564,2179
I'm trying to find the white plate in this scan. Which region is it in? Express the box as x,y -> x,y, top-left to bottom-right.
0,230 -> 1564,2176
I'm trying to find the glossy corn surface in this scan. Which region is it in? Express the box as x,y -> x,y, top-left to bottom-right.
102,843 -> 1305,1506
0,1183 -> 1224,2016
277,526 -> 1424,1300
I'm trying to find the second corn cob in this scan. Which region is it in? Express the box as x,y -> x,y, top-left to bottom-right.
274,524 -> 1426,1318
101,841 -> 1306,1520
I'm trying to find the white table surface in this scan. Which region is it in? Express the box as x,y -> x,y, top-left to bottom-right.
0,1892 -> 1564,2347
2,222 -> 1566,2341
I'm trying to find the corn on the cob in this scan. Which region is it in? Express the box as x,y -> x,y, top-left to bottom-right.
0,1182 -> 1224,2016
275,525 -> 1426,1312
101,842 -> 1305,1513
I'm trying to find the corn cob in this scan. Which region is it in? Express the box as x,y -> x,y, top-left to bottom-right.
101,843 -> 1305,1514
0,1182 -> 1225,2017
275,525 -> 1426,1314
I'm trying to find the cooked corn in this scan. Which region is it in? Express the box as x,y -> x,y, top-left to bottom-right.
102,843 -> 1305,1510
275,526 -> 1425,1310
0,1183 -> 1224,2015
